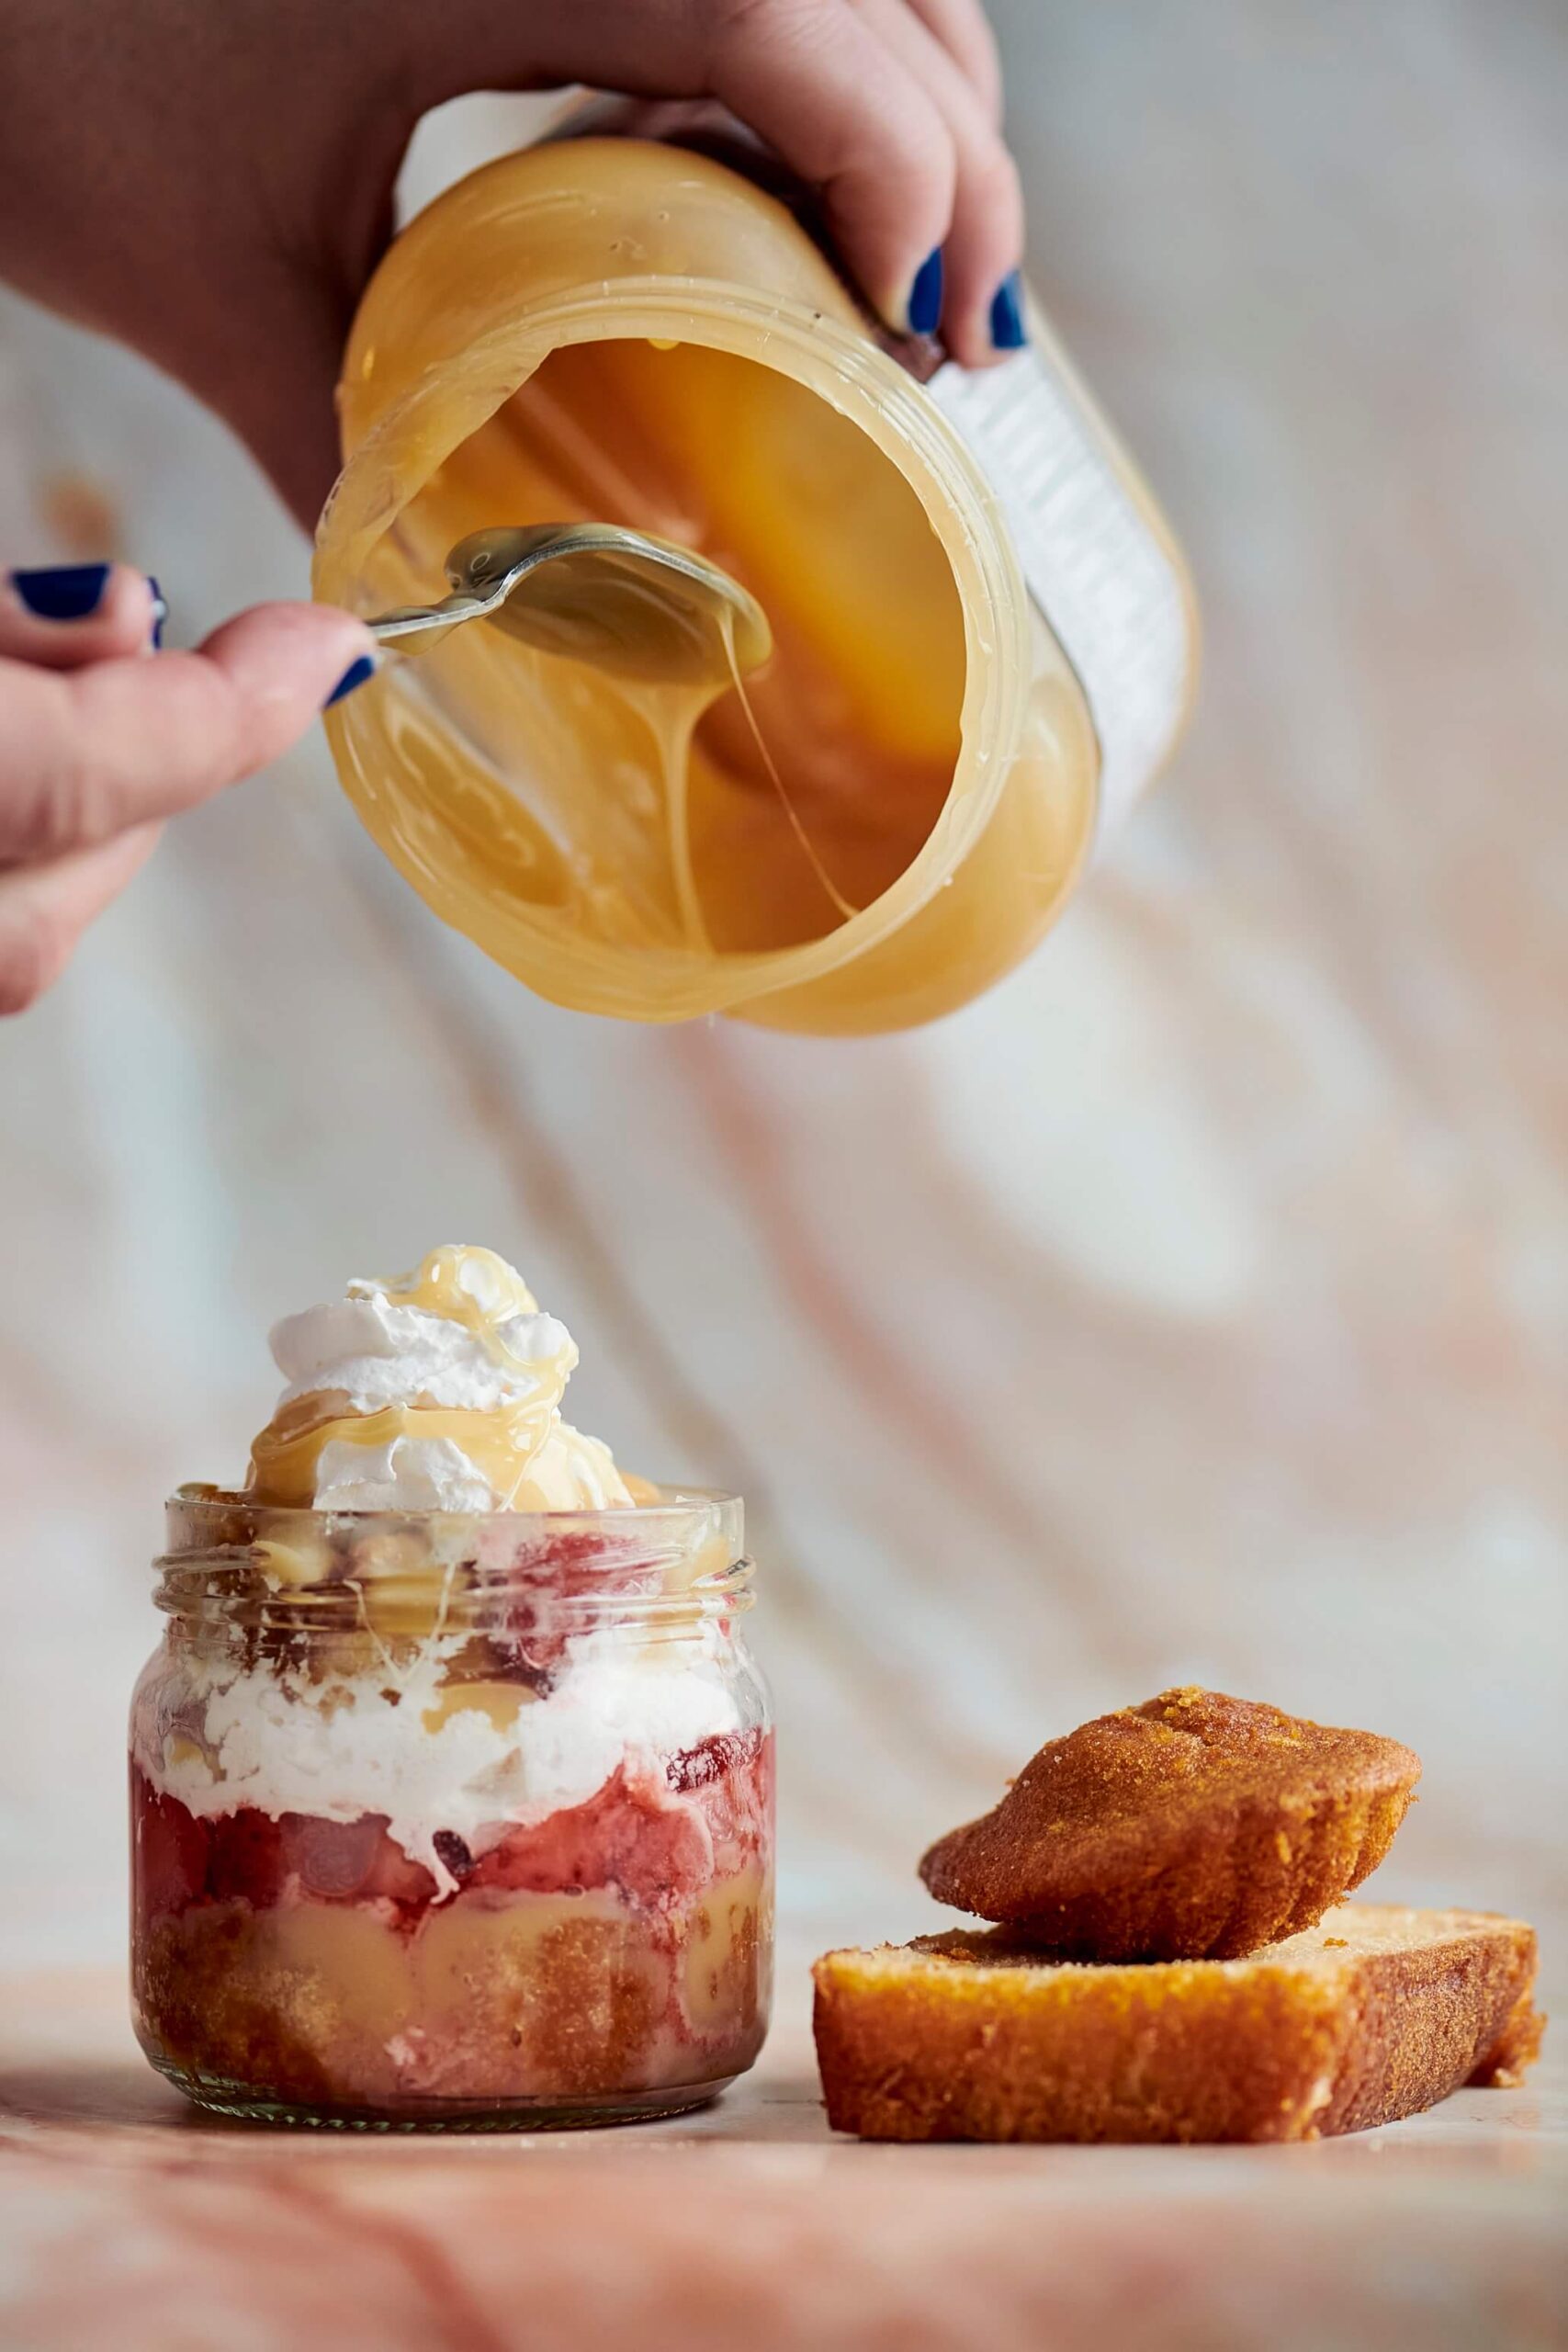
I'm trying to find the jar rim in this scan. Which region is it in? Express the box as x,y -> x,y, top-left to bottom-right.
165,1479 -> 740,1529
155,1483 -> 750,1621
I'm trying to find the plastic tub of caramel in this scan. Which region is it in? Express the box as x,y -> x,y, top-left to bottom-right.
315,135 -> 1196,1035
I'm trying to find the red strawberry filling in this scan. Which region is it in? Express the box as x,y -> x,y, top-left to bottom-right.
130,1728 -> 771,1928
206,1806 -> 286,1905
479,1527 -> 650,1680
286,1814 -> 383,1898
134,1783 -> 211,1918
468,1766 -> 713,1906
134,1774 -> 440,1917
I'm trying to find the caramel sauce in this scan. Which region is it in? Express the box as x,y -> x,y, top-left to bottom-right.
245,1246 -> 586,1512
365,339 -> 964,968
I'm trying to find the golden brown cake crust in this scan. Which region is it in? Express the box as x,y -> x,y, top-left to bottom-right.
812,1905 -> 1544,2144
919,1688 -> 1422,1961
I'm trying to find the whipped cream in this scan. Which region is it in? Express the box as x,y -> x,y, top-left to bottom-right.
246,1245 -> 631,1513
139,1637 -> 740,1888
270,1293 -> 574,1417
311,1436 -> 501,1514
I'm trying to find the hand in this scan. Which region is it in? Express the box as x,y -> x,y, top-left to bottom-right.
0,0 -> 1024,528
0,566 -> 375,1012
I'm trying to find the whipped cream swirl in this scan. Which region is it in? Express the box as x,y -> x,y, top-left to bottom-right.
246,1245 -> 631,1512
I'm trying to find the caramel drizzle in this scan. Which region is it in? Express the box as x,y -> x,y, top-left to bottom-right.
246,1246 -> 576,1509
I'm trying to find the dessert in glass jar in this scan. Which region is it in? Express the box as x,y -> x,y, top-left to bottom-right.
130,1247 -> 772,2127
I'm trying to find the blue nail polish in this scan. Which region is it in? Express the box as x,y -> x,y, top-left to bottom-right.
908,247 -> 944,337
324,652 -> 378,708
990,271 -> 1028,351
9,561 -> 111,620
146,576 -> 166,650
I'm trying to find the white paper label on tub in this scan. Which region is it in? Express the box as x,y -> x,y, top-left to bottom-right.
925,333 -> 1193,844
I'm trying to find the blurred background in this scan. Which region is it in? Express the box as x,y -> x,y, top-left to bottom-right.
0,0 -> 1562,1998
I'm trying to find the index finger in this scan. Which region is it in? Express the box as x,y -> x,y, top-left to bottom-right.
903,0 -> 1003,121
0,564 -> 164,671
413,0 -> 959,334
702,0 -> 959,329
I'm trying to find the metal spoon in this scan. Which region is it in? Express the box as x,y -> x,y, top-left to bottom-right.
364,523 -> 772,686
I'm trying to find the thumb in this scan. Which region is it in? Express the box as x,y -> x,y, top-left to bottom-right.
0,603 -> 378,865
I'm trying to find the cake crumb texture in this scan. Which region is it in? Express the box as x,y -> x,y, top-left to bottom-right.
812,1905 -> 1543,2143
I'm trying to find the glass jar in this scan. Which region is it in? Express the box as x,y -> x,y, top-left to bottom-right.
314,132 -> 1196,1035
130,1486 -> 771,2129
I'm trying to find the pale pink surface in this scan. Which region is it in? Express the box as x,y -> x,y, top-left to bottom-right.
1,1962 -> 1563,2351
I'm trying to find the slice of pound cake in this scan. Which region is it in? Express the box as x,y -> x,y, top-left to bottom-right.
813,1905 -> 1543,2144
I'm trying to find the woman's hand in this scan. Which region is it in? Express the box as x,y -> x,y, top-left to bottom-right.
0,0 -> 1024,527
0,566 -> 375,1012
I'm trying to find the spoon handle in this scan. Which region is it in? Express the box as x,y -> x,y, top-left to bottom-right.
362,585 -> 510,649
363,607 -> 448,648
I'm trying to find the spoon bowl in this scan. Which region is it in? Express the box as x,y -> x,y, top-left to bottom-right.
365,523 -> 772,685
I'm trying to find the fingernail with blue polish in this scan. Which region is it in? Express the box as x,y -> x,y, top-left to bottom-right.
990,270 -> 1028,352
908,247 -> 944,337
147,577 -> 166,650
10,561 -> 112,620
324,652 -> 378,708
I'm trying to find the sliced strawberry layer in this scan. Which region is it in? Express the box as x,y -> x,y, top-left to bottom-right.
665,1729 -> 758,1794
469,1735 -> 772,1906
134,1778 -> 211,1917
283,1815 -> 386,1900
482,1527 -> 653,1679
131,1727 -> 771,1928
667,1729 -> 773,1872
206,1806 -> 286,1906
132,1769 -> 437,1919
468,1766 -> 714,1907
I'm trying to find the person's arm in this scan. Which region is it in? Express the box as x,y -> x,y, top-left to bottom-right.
0,0 -> 1022,1009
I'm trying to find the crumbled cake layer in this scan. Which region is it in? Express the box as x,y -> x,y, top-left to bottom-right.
919,1688 -> 1422,1961
812,1904 -> 1542,2144
139,1872 -> 768,2109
